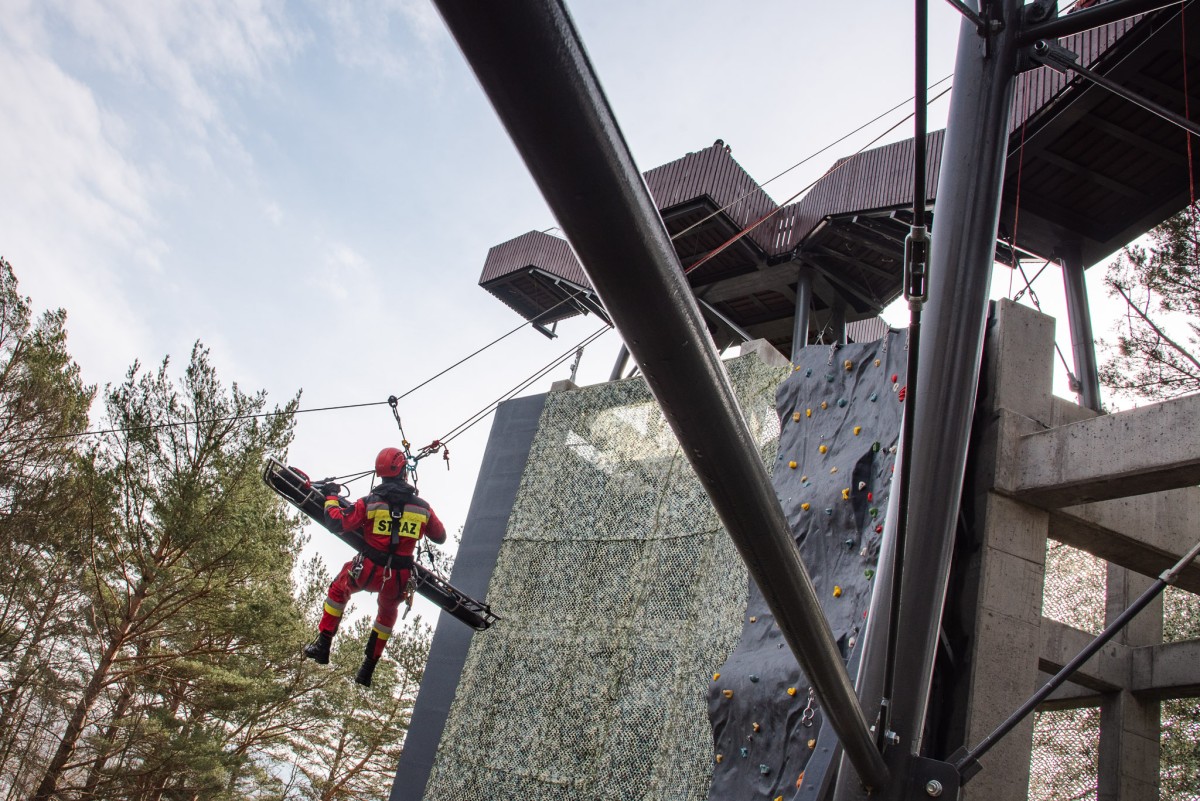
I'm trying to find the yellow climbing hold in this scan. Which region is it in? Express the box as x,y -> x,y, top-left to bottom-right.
713,672 -> 720,681
723,689 -> 734,698
874,358 -> 881,367
749,616 -> 758,623
792,411 -> 801,422
818,444 -> 828,454
806,408 -> 812,417
787,687 -> 797,696
753,722 -> 761,732
841,488 -> 850,500
801,475 -> 808,482
830,467 -> 839,474
808,738 -> 817,750
788,460 -> 798,469
833,585 -> 843,597
716,754 -> 724,764
820,401 -> 828,410
853,425 -> 862,435
844,359 -> 853,371
801,502 -> 811,511
776,796 -> 784,801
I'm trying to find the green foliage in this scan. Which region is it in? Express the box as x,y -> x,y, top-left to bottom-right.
1101,206 -> 1200,399
0,259 -> 431,801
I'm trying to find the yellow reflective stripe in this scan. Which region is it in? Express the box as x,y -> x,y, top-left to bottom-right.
323,601 -> 344,618
324,499 -> 339,509
373,623 -> 393,640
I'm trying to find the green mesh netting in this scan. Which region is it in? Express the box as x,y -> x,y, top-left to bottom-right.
422,354 -> 787,801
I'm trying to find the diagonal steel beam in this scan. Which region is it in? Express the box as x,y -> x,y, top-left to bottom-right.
429,0 -> 890,789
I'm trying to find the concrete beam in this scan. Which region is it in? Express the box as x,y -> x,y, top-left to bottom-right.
1131,637 -> 1200,698
1003,393 -> 1200,507
693,263 -> 799,304
1039,617 -> 1129,693
1047,487 -> 1200,595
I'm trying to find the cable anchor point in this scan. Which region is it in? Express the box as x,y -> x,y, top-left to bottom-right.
904,225 -> 930,307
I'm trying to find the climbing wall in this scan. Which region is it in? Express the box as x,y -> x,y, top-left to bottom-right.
707,333 -> 906,800
421,353 -> 787,801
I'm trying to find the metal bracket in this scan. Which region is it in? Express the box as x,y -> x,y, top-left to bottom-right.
908,756 -> 962,800
904,226 -> 930,305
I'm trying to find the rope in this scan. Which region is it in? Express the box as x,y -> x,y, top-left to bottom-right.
1009,72 -> 1032,298
683,83 -> 954,277
1013,259 -> 1080,384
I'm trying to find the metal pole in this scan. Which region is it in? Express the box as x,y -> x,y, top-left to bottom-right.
430,0 -> 890,789
608,344 -> 631,382
830,297 -> 847,344
1060,244 -> 1103,412
876,0 -> 1023,792
792,267 -> 813,362
955,536 -> 1200,779
1018,0 -> 1180,45
1032,40 -> 1200,139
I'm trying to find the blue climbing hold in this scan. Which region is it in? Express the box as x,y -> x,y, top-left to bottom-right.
824,507 -> 833,515
837,398 -> 847,407
749,674 -> 760,683
759,764 -> 771,775
740,747 -> 749,758
805,368 -> 812,377
825,373 -> 835,383
869,392 -> 878,402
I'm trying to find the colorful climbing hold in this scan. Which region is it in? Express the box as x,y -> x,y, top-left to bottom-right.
833,585 -> 843,597
844,359 -> 853,371
797,772 -> 805,789
875,524 -> 883,533
760,764 -> 771,775
749,616 -> 757,623
837,398 -> 847,407
853,425 -> 862,435
787,687 -> 797,696
869,507 -> 879,518
752,722 -> 761,732
844,538 -> 855,548
871,441 -> 881,452
788,460 -> 798,469
869,392 -> 878,402
740,747 -> 749,758
818,444 -> 828,454
841,488 -> 850,500
891,373 -> 898,383
805,368 -> 812,377
801,475 -> 808,482
874,358 -> 881,367
723,689 -> 734,699
807,739 -> 817,750
801,502 -> 811,511
865,568 -> 875,579
820,401 -> 828,410
716,754 -> 724,764
830,466 -> 839,473
750,674 -> 760,683
857,481 -> 866,490
898,386 -> 907,402
792,411 -> 801,422
824,507 -> 833,515
713,672 -> 720,680
806,408 -> 812,418
825,373 -> 835,383
848,636 -> 857,649
867,491 -> 874,501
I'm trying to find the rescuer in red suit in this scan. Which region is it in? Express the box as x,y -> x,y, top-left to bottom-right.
303,446 -> 447,686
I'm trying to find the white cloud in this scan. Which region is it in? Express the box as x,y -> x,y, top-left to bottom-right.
321,0 -> 444,79
265,201 -> 284,226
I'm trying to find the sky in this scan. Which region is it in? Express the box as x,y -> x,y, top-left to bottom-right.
0,0 -> 1122,619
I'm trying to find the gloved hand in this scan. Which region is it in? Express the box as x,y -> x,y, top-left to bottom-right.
319,481 -> 341,497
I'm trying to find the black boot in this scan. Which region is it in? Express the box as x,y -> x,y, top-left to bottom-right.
303,632 -> 332,665
355,657 -> 378,687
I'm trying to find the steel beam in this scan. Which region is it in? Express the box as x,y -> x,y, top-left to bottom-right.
1059,245 -> 1102,411
867,0 -> 1025,795
429,0 -> 889,789
792,267 -> 813,362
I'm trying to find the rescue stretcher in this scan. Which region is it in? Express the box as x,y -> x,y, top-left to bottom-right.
262,458 -> 499,631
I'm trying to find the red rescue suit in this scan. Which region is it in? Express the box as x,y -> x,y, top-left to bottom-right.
318,476 -> 447,659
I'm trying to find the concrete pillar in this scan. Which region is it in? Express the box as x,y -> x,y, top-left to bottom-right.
959,300 -> 1057,801
1098,565 -> 1162,800
1059,244 -> 1102,412
791,267 -> 813,363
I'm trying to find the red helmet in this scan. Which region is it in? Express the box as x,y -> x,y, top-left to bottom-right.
375,447 -> 407,478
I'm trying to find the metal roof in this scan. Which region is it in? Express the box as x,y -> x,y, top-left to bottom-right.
479,5 -> 1199,358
